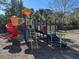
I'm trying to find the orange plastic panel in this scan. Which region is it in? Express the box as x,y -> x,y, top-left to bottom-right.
11,16 -> 18,26
22,9 -> 32,15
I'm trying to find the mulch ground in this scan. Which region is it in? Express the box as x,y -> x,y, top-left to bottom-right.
0,30 -> 79,59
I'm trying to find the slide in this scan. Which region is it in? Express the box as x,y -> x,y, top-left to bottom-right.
6,23 -> 20,40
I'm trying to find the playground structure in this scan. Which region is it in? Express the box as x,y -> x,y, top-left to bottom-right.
5,7 -> 67,52
32,18 -> 67,47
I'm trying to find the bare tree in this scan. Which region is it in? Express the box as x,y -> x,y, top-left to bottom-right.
48,0 -> 78,29
0,0 -> 10,10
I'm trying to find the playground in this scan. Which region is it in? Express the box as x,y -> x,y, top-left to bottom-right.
0,30 -> 79,59
0,0 -> 79,59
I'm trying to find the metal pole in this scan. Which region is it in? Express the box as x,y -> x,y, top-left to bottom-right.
40,19 -> 42,37
54,17 -> 56,35
34,19 -> 39,48
23,15 -> 28,44
50,19 -> 52,34
50,19 -> 52,45
46,19 -> 48,34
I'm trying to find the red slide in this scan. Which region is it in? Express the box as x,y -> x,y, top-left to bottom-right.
6,23 -> 20,40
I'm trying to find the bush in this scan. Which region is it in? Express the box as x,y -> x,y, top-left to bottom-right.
69,19 -> 78,29
0,15 -> 11,33
0,24 -> 7,33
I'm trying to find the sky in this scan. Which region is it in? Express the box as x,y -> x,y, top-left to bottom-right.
22,0 -> 49,10
0,0 -> 79,14
22,0 -> 79,10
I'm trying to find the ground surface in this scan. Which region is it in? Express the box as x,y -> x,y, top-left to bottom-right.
0,30 -> 79,59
